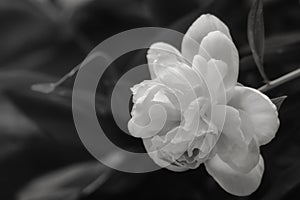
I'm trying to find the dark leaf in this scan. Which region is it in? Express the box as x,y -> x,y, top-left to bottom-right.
0,0 -> 85,77
240,38 -> 300,88
0,88 -> 93,200
0,94 -> 40,159
248,0 -> 269,82
55,0 -> 94,13
17,162 -> 110,200
263,161 -> 300,200
147,0 -> 207,26
271,96 -> 287,110
17,151 -> 146,200
0,69 -> 55,90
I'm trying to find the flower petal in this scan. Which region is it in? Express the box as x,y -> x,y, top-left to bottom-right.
198,31 -> 239,90
228,86 -> 279,145
192,56 -> 228,104
147,42 -> 182,79
205,154 -> 264,196
153,62 -> 203,111
192,55 -> 208,78
153,58 -> 201,90
129,81 -> 181,138
128,104 -> 167,138
182,14 -> 232,62
143,132 -> 190,172
211,105 -> 260,173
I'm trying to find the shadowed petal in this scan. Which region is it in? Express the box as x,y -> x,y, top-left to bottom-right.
143,134 -> 189,172
211,105 -> 260,173
205,154 -> 264,196
128,104 -> 167,138
228,86 -> 279,145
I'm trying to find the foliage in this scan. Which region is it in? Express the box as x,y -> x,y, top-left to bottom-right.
1,0 -> 300,199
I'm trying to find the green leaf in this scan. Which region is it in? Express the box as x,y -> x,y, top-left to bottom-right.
248,0 -> 269,82
271,96 -> 287,110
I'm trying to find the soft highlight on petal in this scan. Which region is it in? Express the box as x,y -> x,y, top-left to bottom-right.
192,56 -> 227,102
205,154 -> 264,196
128,104 -> 167,138
182,14 -> 232,62
147,42 -> 182,79
228,86 -> 279,145
153,63 -> 203,110
206,59 -> 227,104
211,105 -> 260,173
198,31 -> 239,90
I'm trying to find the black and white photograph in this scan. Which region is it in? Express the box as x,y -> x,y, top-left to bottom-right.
1,0 -> 300,199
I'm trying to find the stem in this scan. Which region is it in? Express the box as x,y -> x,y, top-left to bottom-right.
54,64 -> 80,87
258,68 -> 300,92
31,51 -> 109,94
31,64 -> 80,94
80,171 -> 111,197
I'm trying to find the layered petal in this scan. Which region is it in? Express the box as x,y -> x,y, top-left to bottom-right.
147,42 -> 182,79
228,86 -> 279,145
154,63 -> 201,90
205,154 -> 264,196
143,97 -> 219,171
153,62 -> 203,110
143,128 -> 190,172
182,14 -> 232,62
129,81 -> 181,138
198,31 -> 239,90
143,136 -> 189,172
192,56 -> 228,104
171,98 -> 219,163
128,104 -> 167,138
211,105 -> 260,173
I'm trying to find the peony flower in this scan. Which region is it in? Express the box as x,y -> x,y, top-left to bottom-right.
127,14 -> 279,196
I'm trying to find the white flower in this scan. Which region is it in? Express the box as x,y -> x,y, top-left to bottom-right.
128,14 -> 279,196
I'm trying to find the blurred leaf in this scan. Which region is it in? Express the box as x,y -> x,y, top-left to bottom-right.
0,69 -> 55,90
0,90 -> 91,200
248,0 -> 269,82
265,32 -> 300,50
17,151 -> 147,200
263,161 -> 300,200
0,0 -> 86,77
0,94 -> 39,137
241,31 -> 300,59
240,39 -> 300,88
271,96 -> 287,110
56,0 -> 94,13
0,94 -> 40,161
147,0 -> 205,25
0,90 -> 93,200
17,162 -> 110,200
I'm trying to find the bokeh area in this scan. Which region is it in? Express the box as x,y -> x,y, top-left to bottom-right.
1,0 -> 300,199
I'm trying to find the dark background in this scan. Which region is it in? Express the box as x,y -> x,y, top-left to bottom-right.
1,0 -> 300,199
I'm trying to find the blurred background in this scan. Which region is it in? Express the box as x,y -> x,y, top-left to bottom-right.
1,0 -> 300,199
